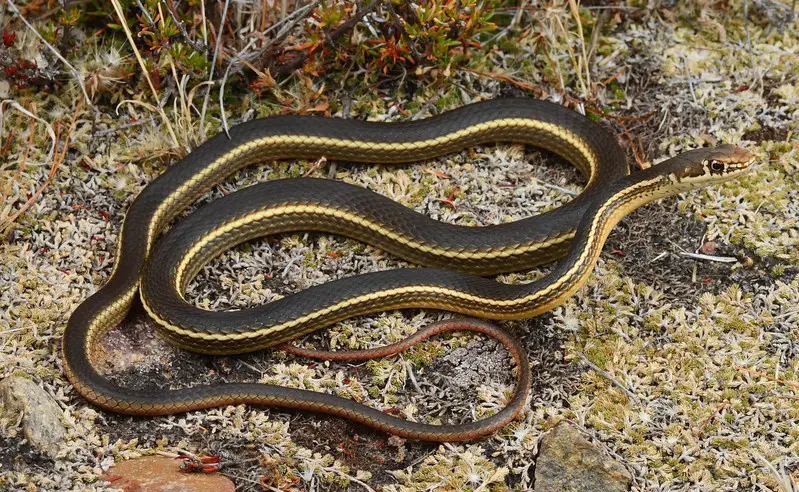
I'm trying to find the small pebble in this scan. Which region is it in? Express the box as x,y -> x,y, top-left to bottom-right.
0,376 -> 66,459
534,423 -> 632,492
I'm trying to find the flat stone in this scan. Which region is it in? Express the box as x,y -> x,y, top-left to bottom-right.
534,423 -> 632,492
104,456 -> 235,492
0,376 -> 66,459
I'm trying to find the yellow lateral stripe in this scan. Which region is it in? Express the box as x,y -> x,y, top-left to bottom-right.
173,204 -> 574,289
149,177 -> 663,342
146,118 -> 598,250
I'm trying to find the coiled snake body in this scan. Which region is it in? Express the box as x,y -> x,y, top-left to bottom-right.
63,99 -> 754,441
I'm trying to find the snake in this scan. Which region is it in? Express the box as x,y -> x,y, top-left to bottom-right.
62,98 -> 755,442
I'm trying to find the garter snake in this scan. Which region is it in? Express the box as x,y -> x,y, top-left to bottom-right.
62,98 -> 755,441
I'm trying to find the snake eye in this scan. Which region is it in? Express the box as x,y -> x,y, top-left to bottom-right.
709,160 -> 725,172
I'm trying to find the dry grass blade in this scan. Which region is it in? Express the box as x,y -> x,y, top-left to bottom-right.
200,0 -> 231,140
0,102 -> 81,237
109,0 -> 179,149
568,0 -> 591,93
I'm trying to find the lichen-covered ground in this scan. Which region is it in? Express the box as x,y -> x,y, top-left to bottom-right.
1,2 -> 798,491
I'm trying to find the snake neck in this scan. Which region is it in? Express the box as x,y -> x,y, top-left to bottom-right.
517,172 -> 672,317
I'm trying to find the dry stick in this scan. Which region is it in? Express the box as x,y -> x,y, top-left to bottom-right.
600,66 -> 627,86
548,17 -> 571,94
109,0 -> 179,148
163,0 -> 207,52
134,0 -> 163,46
0,100 -> 57,164
385,2 -> 421,64
93,116 -> 155,137
254,0 -> 323,61
610,116 -> 646,169
577,352 -> 641,404
737,366 -> 799,391
458,68 -> 544,97
682,57 -> 700,106
696,399 -> 728,433
260,0 -> 268,32
6,0 -> 92,107
219,38 -> 258,136
200,0 -> 208,46
245,1 -> 323,79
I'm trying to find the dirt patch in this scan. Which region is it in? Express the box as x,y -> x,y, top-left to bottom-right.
743,125 -> 790,143
605,199 -> 776,303
0,435 -> 51,476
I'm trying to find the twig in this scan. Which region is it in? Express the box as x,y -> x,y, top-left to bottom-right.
542,183 -> 579,196
251,1 -> 323,72
679,252 -> 738,263
610,116 -> 645,169
261,1 -> 322,44
668,77 -> 725,85
682,57 -> 700,106
163,0 -> 207,52
385,2 -> 421,64
695,399 -> 728,433
316,466 -> 376,492
737,366 -> 799,390
649,251 -> 668,263
458,68 -> 544,97
600,66 -> 627,86
587,8 -> 609,69
6,0 -> 92,107
301,156 -> 327,177
200,0 -> 208,46
0,100 -> 56,163
403,361 -> 422,392
134,0 -> 157,28
134,0 -> 168,52
0,119 -> 34,217
219,38 -> 257,136
577,352 -> 641,404
584,5 -> 643,10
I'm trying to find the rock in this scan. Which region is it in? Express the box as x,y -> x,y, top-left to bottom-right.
0,376 -> 66,459
534,423 -> 632,492
104,456 -> 236,492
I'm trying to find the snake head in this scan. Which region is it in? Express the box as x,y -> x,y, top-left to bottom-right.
667,144 -> 756,187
